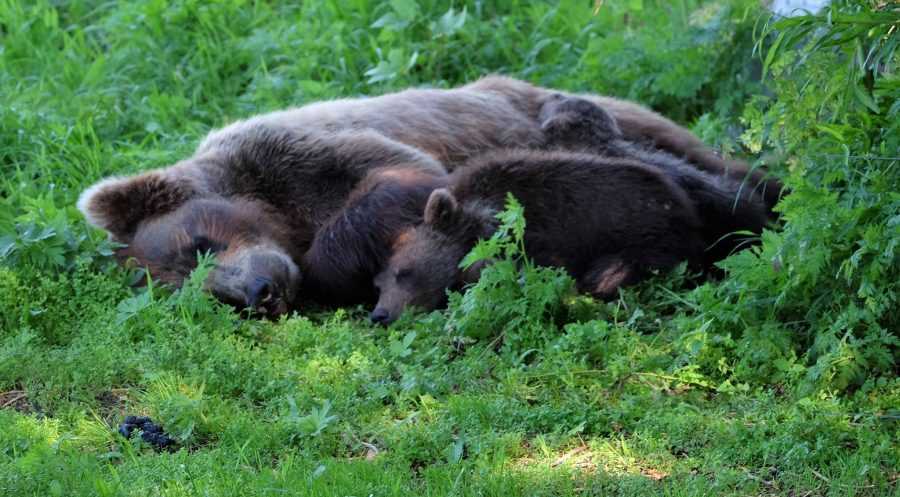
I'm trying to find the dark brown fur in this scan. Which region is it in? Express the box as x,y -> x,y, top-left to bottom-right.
78,76 -> 751,313
117,197 -> 302,315
301,169 -> 447,305
469,76 -> 780,206
371,151 -> 707,324
539,95 -> 779,265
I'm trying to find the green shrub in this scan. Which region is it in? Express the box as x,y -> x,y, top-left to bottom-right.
669,1 -> 900,393
446,194 -> 574,355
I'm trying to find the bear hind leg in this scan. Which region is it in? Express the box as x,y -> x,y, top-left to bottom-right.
578,255 -> 639,301
579,246 -> 696,300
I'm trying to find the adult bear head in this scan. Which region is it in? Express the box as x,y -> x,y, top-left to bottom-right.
78,168 -> 301,317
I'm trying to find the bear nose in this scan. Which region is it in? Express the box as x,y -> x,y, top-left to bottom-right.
246,277 -> 279,314
369,308 -> 391,325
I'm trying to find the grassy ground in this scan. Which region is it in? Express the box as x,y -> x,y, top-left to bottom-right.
1,1 -> 898,496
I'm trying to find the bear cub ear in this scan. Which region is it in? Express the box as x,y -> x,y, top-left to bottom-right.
77,172 -> 195,241
423,188 -> 459,230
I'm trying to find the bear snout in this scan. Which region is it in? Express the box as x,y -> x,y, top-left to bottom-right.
211,274 -> 288,318
369,307 -> 393,326
245,276 -> 284,316
209,247 -> 299,318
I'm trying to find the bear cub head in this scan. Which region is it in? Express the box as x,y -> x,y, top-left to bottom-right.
371,188 -> 491,325
78,172 -> 300,317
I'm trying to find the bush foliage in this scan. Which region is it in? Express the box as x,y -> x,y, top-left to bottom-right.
1,1 -> 897,495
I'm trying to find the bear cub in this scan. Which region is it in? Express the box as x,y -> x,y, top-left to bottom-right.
540,95 -> 778,266
370,151 -> 707,325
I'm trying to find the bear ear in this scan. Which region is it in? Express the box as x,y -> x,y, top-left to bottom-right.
77,172 -> 195,241
423,188 -> 459,230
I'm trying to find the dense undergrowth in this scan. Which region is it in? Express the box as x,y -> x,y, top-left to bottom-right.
1,1 -> 897,495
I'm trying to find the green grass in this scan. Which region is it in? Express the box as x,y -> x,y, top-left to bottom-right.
1,0 -> 898,496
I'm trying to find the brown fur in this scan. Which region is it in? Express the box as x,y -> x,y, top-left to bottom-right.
538,95 -> 779,265
371,150 -> 707,324
301,168 -> 447,305
468,75 -> 778,202
116,198 -> 302,315
78,76 -> 749,313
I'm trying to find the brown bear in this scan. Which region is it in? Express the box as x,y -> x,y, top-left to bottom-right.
305,97 -> 780,311
78,76 -> 765,315
369,150 -> 708,325
539,95 -> 777,266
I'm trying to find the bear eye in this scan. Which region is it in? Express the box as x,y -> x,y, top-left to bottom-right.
396,268 -> 413,281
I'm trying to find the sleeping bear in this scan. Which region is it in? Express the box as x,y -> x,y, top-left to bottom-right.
369,150 -> 708,325
304,98 -> 778,315
539,95 -> 776,266
77,76 -> 775,316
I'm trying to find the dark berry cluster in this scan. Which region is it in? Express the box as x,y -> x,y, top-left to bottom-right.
118,416 -> 177,452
